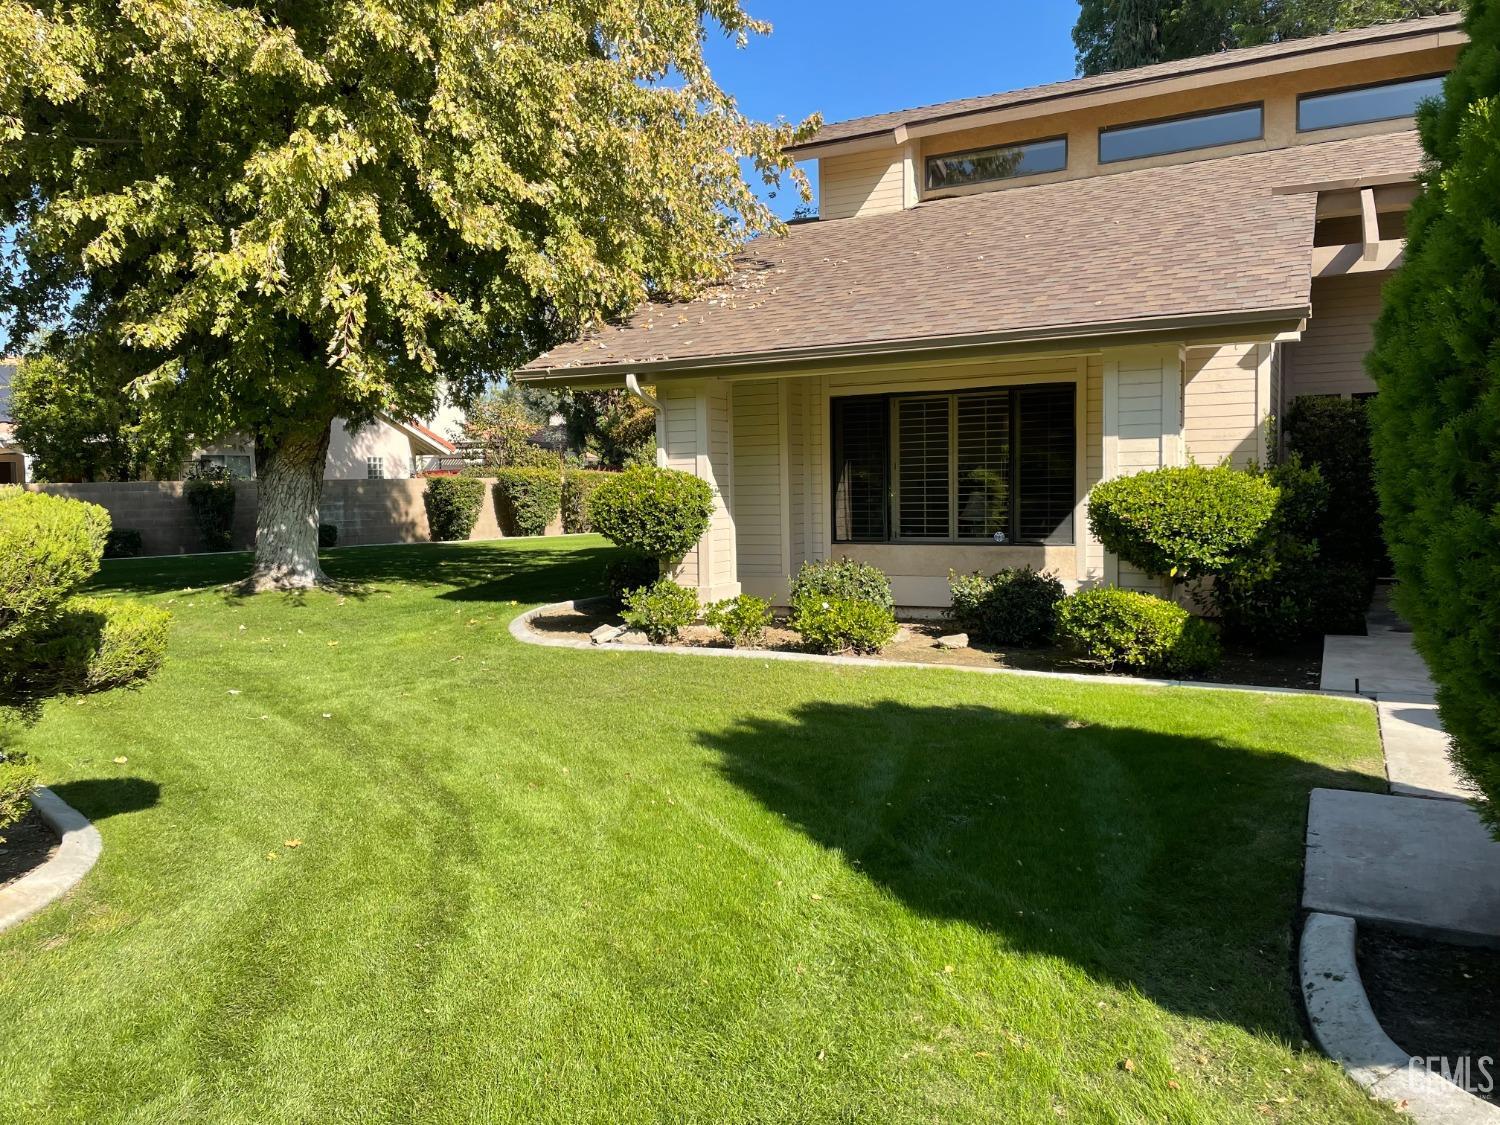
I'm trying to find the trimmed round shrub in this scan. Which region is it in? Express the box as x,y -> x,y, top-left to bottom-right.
493,468 -> 563,537
588,466 -> 714,567
0,490 -> 108,641
604,552 -> 661,602
318,523 -> 339,550
705,594 -> 773,648
947,567 -> 1064,647
562,470 -> 614,534
184,476 -> 236,551
1087,465 -> 1279,581
789,558 -> 894,614
14,595 -> 172,696
1058,587 -> 1220,675
621,579 -> 699,644
104,527 -> 144,559
0,742 -> 39,843
791,594 -> 898,656
423,476 -> 487,541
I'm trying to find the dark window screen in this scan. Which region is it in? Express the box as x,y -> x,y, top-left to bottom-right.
896,397 -> 951,539
1016,384 -> 1077,543
832,397 -> 888,541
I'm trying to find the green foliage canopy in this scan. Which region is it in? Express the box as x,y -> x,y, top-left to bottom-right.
1368,0 -> 1500,817
1074,0 -> 1459,76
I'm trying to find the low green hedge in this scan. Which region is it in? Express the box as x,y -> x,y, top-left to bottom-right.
0,490 -> 109,640
423,476 -> 487,541
947,567 -> 1063,647
104,528 -> 144,559
622,579 -> 699,644
1057,587 -> 1220,675
185,477 -> 236,551
705,594 -> 773,648
1087,465 -> 1278,581
791,594 -> 898,656
0,742 -> 39,842
789,558 -> 894,613
562,470 -> 615,534
589,466 -> 714,567
16,595 -> 172,696
493,468 -> 563,537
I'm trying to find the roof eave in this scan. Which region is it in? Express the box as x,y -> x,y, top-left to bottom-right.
516,305 -> 1311,386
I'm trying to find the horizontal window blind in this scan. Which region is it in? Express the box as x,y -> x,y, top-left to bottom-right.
956,393 -> 1011,541
897,398 -> 951,539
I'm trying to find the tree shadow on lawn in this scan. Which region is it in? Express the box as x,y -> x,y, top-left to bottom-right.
90,540 -> 617,608
47,777 -> 160,822
700,699 -> 1382,1041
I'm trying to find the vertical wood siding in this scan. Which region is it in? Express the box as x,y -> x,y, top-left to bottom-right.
731,381 -> 785,580
1183,342 -> 1265,468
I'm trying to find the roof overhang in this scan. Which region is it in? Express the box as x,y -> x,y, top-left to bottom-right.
517,305 -> 1309,388
786,20 -> 1461,159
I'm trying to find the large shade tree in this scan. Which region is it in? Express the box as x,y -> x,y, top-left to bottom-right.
0,0 -> 812,589
1074,0 -> 1460,76
1368,0 -> 1500,818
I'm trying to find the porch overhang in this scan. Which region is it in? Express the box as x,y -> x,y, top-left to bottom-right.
515,305 -> 1309,389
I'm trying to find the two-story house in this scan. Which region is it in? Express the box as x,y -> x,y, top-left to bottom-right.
519,13 -> 1462,608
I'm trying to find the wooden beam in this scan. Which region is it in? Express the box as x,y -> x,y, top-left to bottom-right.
1361,187 -> 1381,261
1312,239 -> 1405,277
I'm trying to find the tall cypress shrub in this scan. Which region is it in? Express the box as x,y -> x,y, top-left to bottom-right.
1368,0 -> 1500,818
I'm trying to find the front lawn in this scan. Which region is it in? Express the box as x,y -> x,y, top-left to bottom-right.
0,539 -> 1390,1123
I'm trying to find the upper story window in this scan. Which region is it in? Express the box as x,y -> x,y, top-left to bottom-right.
1099,104 -> 1263,164
1297,74 -> 1445,132
925,136 -> 1068,191
367,456 -> 385,480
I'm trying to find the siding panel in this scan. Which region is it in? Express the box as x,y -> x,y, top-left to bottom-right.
1283,273 -> 1385,399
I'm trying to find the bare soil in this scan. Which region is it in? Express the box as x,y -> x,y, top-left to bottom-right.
1358,924 -> 1500,1106
528,607 -> 1322,690
0,808 -> 58,891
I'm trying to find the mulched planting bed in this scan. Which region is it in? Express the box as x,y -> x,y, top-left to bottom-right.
1358,923 -> 1500,1106
0,808 -> 58,891
529,606 -> 1322,689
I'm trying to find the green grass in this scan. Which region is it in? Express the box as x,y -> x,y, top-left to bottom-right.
0,539 -> 1392,1123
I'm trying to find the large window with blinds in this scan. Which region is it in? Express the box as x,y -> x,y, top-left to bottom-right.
831,383 -> 1076,546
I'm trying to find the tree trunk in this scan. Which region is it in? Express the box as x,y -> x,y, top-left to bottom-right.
244,422 -> 334,592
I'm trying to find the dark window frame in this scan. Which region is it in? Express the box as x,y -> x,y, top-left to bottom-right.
829,382 -> 1078,547
1296,73 -> 1446,133
924,135 -> 1069,192
1098,102 -> 1264,165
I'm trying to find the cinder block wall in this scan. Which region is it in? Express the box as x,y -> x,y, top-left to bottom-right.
25,478 -> 524,556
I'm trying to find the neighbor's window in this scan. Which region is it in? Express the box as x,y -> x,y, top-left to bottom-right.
367,456 -> 384,480
1099,104 -> 1263,164
832,384 -> 1076,545
925,136 -> 1068,191
1298,74 -> 1444,132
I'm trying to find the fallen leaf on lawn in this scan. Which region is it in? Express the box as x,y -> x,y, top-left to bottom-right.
284,839 -> 302,848
1120,1058 -> 1136,1073
327,641 -> 339,647
943,964 -> 955,974
265,852 -> 278,861
816,1049 -> 826,1061
1168,1080 -> 1180,1090
112,756 -> 128,764
810,893 -> 823,901
227,689 -> 241,695
322,713 -> 332,719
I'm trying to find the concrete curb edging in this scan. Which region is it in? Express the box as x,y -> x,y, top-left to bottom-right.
1301,912 -> 1500,1123
0,786 -> 102,935
510,598 -> 1374,703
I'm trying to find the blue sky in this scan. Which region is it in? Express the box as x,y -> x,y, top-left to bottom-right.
703,0 -> 1084,218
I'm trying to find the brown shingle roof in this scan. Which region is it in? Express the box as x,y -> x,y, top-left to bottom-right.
790,13 -> 1460,152
521,132 -> 1422,379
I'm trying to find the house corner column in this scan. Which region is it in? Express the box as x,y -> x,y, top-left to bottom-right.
657,379 -> 740,602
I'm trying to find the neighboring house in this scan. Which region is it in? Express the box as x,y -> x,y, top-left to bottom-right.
0,360 -> 27,484
193,413 -> 461,481
519,14 -> 1458,607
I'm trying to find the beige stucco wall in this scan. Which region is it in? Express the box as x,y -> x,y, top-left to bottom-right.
325,418 -> 419,480
1283,273 -> 1385,400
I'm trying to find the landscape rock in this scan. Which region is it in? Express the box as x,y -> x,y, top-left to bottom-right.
590,624 -> 626,645
937,633 -> 970,650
